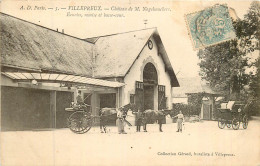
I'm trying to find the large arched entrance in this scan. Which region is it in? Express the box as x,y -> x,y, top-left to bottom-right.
143,63 -> 158,110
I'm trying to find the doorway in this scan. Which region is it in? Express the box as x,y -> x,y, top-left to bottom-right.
144,85 -> 154,110
100,93 -> 116,108
143,63 -> 158,110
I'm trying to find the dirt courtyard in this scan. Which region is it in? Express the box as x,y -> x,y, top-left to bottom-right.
1,117 -> 260,166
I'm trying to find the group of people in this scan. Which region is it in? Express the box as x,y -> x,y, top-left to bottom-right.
116,109 -> 185,134
76,91 -> 185,134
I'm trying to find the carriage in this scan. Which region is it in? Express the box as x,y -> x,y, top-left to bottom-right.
65,102 -> 94,134
217,101 -> 249,130
65,102 -> 135,134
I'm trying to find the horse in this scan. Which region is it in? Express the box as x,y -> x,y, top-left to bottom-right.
142,109 -> 173,132
99,103 -> 137,133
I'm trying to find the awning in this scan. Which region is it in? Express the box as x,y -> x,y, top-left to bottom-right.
2,72 -> 125,88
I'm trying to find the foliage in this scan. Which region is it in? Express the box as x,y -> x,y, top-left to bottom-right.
172,102 -> 201,117
248,57 -> 260,115
198,40 -> 249,100
244,1 -> 260,115
197,1 -> 260,101
187,93 -> 204,115
234,1 -> 260,53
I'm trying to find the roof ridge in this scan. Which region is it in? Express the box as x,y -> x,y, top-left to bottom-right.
0,12 -> 94,45
85,27 -> 157,39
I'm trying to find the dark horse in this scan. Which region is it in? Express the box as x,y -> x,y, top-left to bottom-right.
142,109 -> 172,132
99,103 -> 136,133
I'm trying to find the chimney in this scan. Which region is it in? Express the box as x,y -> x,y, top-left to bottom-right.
56,28 -> 58,32
62,29 -> 64,34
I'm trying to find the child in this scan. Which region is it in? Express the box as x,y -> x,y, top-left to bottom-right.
173,111 -> 184,132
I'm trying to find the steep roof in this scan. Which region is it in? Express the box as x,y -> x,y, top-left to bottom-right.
0,13 -> 179,87
0,13 -> 94,76
86,28 -> 179,87
172,77 -> 218,97
89,28 -> 155,77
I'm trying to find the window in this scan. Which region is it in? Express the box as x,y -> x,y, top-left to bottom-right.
135,81 -> 143,90
158,85 -> 165,92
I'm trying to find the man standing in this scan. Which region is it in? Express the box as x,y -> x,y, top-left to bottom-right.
116,109 -> 127,134
133,110 -> 143,132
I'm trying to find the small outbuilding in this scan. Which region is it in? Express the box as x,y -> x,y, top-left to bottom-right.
172,77 -> 221,120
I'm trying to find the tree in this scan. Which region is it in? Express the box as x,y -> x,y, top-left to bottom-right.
198,40 -> 248,100
248,56 -> 260,115
235,1 -> 260,53
197,1 -> 259,101
187,93 -> 204,115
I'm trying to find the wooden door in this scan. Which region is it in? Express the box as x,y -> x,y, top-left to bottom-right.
203,103 -> 211,120
158,85 -> 166,110
56,91 -> 74,128
135,81 -> 144,111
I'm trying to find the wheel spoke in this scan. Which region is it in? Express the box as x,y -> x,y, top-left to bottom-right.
242,115 -> 248,129
67,111 -> 93,134
232,118 -> 240,130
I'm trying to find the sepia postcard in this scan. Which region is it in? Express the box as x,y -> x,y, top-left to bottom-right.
0,0 -> 259,166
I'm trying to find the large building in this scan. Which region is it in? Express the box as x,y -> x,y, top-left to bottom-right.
0,13 -> 179,131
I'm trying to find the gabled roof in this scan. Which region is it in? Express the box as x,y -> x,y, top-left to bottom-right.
1,13 -> 179,87
173,77 -> 219,97
89,28 -> 155,77
86,28 -> 179,87
0,13 -> 94,76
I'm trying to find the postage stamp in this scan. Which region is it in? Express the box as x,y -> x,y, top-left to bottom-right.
185,4 -> 236,50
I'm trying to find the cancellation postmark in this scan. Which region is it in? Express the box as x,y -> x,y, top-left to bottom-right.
185,4 -> 236,50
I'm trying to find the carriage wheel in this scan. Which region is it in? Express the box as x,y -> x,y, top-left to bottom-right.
69,118 -> 85,134
218,119 -> 225,129
80,116 -> 93,133
67,111 -> 92,134
232,118 -> 240,130
226,123 -> 231,128
67,111 -> 85,134
242,115 -> 249,129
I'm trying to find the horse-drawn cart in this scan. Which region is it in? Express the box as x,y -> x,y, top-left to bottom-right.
217,101 -> 249,130
65,103 -> 94,134
65,103 -> 136,134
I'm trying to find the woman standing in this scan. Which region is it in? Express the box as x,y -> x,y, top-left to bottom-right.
173,111 -> 184,132
116,109 -> 127,134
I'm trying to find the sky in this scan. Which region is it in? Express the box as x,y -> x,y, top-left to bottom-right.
0,0 -> 254,78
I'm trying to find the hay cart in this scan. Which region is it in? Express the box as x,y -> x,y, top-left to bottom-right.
217,101 -> 249,130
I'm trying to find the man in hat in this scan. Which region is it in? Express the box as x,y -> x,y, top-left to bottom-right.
76,90 -> 84,105
75,90 -> 89,113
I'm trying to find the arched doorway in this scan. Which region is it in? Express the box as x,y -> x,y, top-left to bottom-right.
143,63 -> 158,110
